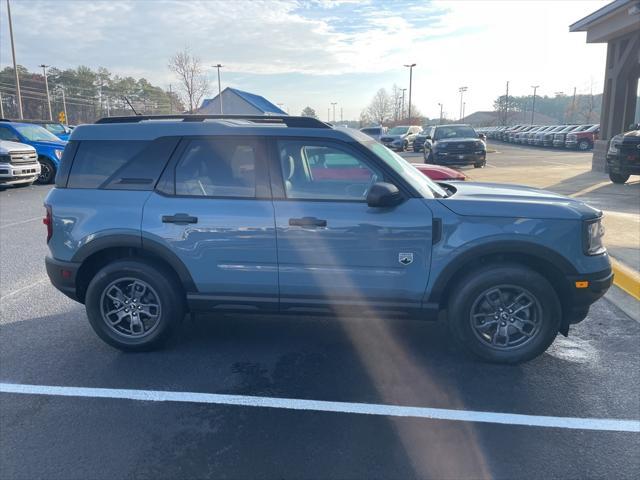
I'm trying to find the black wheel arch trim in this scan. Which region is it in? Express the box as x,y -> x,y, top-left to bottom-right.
71,233 -> 197,293
426,240 -> 579,305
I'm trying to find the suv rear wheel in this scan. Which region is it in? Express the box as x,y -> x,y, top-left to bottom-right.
448,264 -> 561,364
609,172 -> 629,184
85,259 -> 184,351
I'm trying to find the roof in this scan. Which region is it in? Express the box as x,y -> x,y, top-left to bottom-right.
200,87 -> 287,115
570,0 -> 633,31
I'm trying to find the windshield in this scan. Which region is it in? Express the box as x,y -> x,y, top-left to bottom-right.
388,126 -> 409,135
365,141 -> 448,199
43,123 -> 66,135
361,128 -> 381,135
434,125 -> 477,140
14,124 -> 61,142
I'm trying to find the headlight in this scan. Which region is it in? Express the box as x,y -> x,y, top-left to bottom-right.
54,149 -> 64,160
584,218 -> 606,255
0,154 -> 10,163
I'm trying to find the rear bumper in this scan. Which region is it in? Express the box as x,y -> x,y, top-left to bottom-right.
45,256 -> 81,302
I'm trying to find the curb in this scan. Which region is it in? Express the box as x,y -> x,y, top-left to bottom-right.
611,258 -> 640,301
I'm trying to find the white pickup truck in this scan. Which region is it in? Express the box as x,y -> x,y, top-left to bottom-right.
0,140 -> 41,187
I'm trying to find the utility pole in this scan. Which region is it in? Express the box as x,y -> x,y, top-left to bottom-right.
168,84 -> 173,113
340,107 -> 343,123
530,85 -> 539,125
403,64 -> 416,122
213,64 -> 223,114
0,91 -> 4,118
7,0 -> 23,119
438,102 -> 443,125
39,64 -> 52,120
462,102 -> 466,121
331,102 -> 337,122
458,86 -> 468,122
327,108 -> 330,122
504,81 -> 509,125
401,88 -> 407,120
60,87 -> 67,123
571,86 -> 577,123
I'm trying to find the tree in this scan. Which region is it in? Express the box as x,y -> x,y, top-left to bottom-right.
168,48 -> 210,113
367,88 -> 392,125
301,106 -> 317,118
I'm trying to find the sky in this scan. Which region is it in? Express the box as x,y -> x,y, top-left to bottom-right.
0,0 -> 610,120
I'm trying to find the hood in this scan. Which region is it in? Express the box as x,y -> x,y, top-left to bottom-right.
0,140 -> 36,153
381,134 -> 406,141
29,139 -> 67,149
439,182 -> 601,220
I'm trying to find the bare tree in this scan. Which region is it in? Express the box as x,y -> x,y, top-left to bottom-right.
367,88 -> 392,125
168,49 -> 210,113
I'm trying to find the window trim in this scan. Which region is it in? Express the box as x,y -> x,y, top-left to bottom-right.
269,137 -> 409,203
159,135 -> 272,200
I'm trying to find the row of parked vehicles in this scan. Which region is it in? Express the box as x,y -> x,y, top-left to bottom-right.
479,124 -> 599,151
0,119 -> 70,188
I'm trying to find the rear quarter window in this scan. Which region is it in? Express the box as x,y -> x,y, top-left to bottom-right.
67,138 -> 179,190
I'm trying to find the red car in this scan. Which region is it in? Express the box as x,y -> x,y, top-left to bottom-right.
413,163 -> 466,181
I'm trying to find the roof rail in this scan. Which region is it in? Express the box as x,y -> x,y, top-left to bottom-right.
94,114 -> 332,129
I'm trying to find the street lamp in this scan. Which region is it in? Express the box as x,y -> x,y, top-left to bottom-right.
212,64 -> 223,114
438,102 -> 443,125
39,64 -> 53,121
401,88 -> 407,120
403,64 -> 416,122
331,102 -> 337,122
530,85 -> 539,125
458,86 -> 467,122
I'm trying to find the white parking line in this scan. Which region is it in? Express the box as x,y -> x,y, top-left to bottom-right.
1,383 -> 638,433
0,277 -> 48,301
0,216 -> 42,229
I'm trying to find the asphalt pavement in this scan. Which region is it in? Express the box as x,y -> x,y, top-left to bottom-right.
1,153 -> 639,479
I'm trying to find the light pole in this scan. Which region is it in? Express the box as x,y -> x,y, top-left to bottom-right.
400,88 -> 407,120
458,86 -> 467,122
530,85 -> 539,125
40,64 -> 53,121
7,0 -> 23,119
213,64 -> 223,114
403,63 -> 416,122
462,102 -> 466,121
438,103 -> 443,125
331,102 -> 337,122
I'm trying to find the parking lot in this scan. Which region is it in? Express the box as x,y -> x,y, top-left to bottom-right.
1,144 -> 639,479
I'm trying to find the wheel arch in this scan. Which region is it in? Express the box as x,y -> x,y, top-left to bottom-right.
72,234 -> 196,303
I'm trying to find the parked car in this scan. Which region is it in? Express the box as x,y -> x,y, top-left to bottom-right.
380,125 -> 422,151
23,120 -> 73,141
423,124 -> 486,168
0,140 -> 41,187
412,129 -> 433,152
0,120 -> 67,184
606,126 -> 640,184
513,126 -> 538,144
412,163 -> 466,181
533,125 -> 564,146
359,126 -> 387,142
566,124 -> 599,150
44,114 -> 611,363
552,125 -> 591,148
542,125 -> 575,147
526,125 -> 554,145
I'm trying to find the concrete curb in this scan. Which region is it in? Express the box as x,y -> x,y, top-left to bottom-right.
611,258 -> 640,301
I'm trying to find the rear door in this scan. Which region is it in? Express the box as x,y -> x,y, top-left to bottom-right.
270,137 -> 433,312
142,136 -> 278,310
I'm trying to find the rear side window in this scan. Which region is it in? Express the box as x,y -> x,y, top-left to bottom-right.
67,138 -> 179,190
175,138 -> 257,198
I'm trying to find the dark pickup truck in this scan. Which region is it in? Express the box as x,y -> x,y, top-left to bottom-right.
607,126 -> 640,184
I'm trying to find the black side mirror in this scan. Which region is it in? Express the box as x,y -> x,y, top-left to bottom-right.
367,182 -> 403,208
424,135 -> 431,140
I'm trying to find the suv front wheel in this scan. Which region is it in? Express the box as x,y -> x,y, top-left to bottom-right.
36,158 -> 56,184
85,259 -> 185,351
448,264 -> 561,364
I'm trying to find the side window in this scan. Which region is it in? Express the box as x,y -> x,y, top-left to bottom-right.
0,126 -> 20,142
68,141 -> 148,189
175,138 -> 257,198
278,140 -> 382,201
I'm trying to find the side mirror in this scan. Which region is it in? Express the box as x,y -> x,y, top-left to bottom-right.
367,182 -> 403,208
424,135 -> 431,140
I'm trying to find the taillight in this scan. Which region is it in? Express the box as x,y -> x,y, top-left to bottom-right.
43,205 -> 52,243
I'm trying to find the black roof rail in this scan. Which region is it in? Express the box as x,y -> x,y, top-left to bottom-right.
94,114 -> 332,129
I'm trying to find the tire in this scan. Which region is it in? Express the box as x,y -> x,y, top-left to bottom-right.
609,172 -> 629,184
577,139 -> 591,151
36,158 -> 56,185
473,162 -> 485,168
85,259 -> 185,351
424,149 -> 434,164
448,264 -> 561,364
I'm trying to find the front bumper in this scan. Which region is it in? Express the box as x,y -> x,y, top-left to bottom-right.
552,139 -> 566,147
0,162 -> 40,185
561,267 -> 613,330
45,256 -> 81,302
607,154 -> 640,175
434,152 -> 486,165
565,140 -> 578,148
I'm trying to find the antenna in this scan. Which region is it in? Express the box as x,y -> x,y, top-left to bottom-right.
123,96 -> 139,115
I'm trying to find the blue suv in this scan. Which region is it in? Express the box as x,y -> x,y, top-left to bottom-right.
0,119 -> 67,183
44,115 -> 612,363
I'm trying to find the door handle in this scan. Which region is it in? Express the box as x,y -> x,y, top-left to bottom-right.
162,213 -> 198,225
289,217 -> 327,227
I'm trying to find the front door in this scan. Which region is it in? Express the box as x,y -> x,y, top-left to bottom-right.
142,136 -> 278,310
271,138 -> 433,311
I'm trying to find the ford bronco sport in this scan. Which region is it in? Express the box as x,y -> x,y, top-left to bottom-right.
44,115 -> 612,363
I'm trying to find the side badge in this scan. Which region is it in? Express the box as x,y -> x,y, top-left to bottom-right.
399,253 -> 413,265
